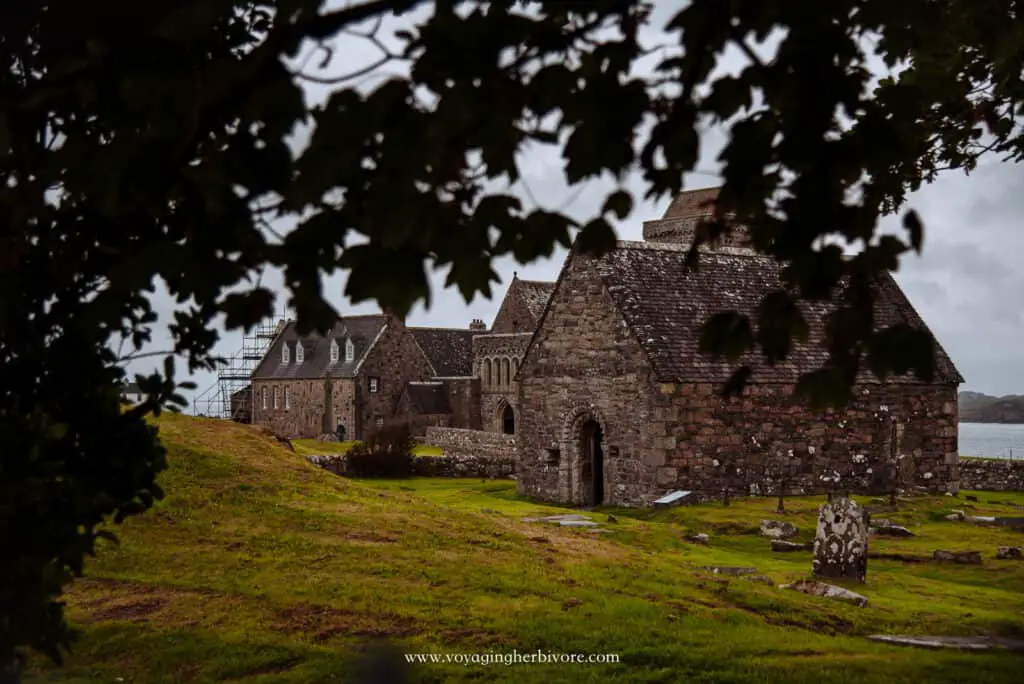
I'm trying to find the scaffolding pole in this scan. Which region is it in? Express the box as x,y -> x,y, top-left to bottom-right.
193,311 -> 289,422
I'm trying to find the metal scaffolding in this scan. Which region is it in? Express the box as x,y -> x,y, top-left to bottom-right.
192,314 -> 288,421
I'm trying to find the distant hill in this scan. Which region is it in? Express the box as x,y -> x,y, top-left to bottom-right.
959,391 -> 1024,424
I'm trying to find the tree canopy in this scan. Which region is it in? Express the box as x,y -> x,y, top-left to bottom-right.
2,0 -> 1022,672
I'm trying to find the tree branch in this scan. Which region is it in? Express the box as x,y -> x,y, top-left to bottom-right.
117,350 -> 176,363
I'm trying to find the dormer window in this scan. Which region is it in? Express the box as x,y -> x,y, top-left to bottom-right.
281,343 -> 290,364
295,343 -> 304,363
329,338 -> 339,363
345,338 -> 355,362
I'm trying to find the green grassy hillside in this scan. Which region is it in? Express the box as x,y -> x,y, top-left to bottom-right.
24,414 -> 1024,683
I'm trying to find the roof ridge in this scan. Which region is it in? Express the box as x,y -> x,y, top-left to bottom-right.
409,326 -> 474,333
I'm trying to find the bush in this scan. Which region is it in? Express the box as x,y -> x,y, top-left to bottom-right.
345,423 -> 415,477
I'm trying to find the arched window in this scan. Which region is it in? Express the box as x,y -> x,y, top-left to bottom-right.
329,338 -> 339,363
261,386 -> 267,409
295,344 -> 304,363
512,358 -> 519,381
281,343 -> 290,364
273,386 -> 279,409
345,338 -> 355,362
502,358 -> 510,386
284,386 -> 290,410
485,359 -> 492,385
502,404 -> 515,435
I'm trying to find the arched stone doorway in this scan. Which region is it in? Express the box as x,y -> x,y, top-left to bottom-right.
502,403 -> 516,435
579,419 -> 605,506
558,404 -> 610,506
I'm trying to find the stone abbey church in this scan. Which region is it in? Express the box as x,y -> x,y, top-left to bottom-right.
252,187 -> 963,506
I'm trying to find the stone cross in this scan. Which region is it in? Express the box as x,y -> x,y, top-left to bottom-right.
812,496 -> 870,583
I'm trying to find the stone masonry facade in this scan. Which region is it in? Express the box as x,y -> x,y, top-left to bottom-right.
253,186 -> 968,508
474,332 -> 532,434
356,318 -> 436,437
516,186 -> 964,507
959,458 -> 1024,491
250,277 -> 555,443
252,377 -> 356,440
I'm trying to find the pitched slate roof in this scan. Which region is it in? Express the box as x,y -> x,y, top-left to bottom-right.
404,382 -> 452,415
517,280 -> 556,323
409,327 -> 475,377
251,315 -> 387,380
593,241 -> 962,385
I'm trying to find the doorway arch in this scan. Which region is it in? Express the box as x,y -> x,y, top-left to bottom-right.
559,404 -> 610,507
501,403 -> 516,435
579,419 -> 605,506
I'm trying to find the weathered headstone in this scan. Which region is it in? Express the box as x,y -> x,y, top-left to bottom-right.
996,546 -> 1023,560
653,490 -> 694,508
771,539 -> 812,552
812,496 -> 870,582
781,579 -> 869,607
933,549 -> 982,564
759,520 -> 798,539
873,523 -> 915,537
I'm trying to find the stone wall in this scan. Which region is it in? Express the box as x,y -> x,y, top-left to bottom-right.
424,426 -> 516,477
306,426 -> 516,479
356,317 -> 435,439
959,457 -> 1024,491
517,252 -> 657,506
641,216 -> 752,251
651,382 -> 958,502
516,250 -> 960,507
443,377 -> 482,430
252,377 -> 356,439
474,332 -> 532,433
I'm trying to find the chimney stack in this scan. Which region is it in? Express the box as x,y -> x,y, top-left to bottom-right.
469,319 -> 487,331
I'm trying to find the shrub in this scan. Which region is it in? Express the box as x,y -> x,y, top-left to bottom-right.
345,422 -> 415,477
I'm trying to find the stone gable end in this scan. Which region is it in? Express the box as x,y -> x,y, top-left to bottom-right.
517,251 -> 660,506
357,319 -> 436,438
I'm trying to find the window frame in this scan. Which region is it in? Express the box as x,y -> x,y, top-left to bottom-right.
369,377 -> 379,393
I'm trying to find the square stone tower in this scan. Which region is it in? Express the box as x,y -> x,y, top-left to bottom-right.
642,186 -> 752,252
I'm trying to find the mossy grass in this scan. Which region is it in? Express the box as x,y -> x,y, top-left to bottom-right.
24,413 -> 1024,683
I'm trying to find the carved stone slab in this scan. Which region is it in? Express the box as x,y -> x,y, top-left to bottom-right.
813,496 -> 870,582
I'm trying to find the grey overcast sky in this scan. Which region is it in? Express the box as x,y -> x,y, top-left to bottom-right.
121,1 -> 1024,410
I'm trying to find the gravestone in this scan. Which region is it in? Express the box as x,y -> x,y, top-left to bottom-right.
812,496 -> 870,582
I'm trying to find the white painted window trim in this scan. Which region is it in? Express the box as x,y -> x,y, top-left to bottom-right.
261,387 -> 267,409
295,344 -> 304,363
282,344 -> 290,364
369,377 -> 379,393
344,338 -> 355,362
329,339 -> 339,363
284,386 -> 290,410
273,386 -> 279,409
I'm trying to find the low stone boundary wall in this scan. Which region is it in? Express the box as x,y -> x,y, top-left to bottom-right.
960,457 -> 1024,491
305,427 -> 516,479
422,427 -> 516,478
